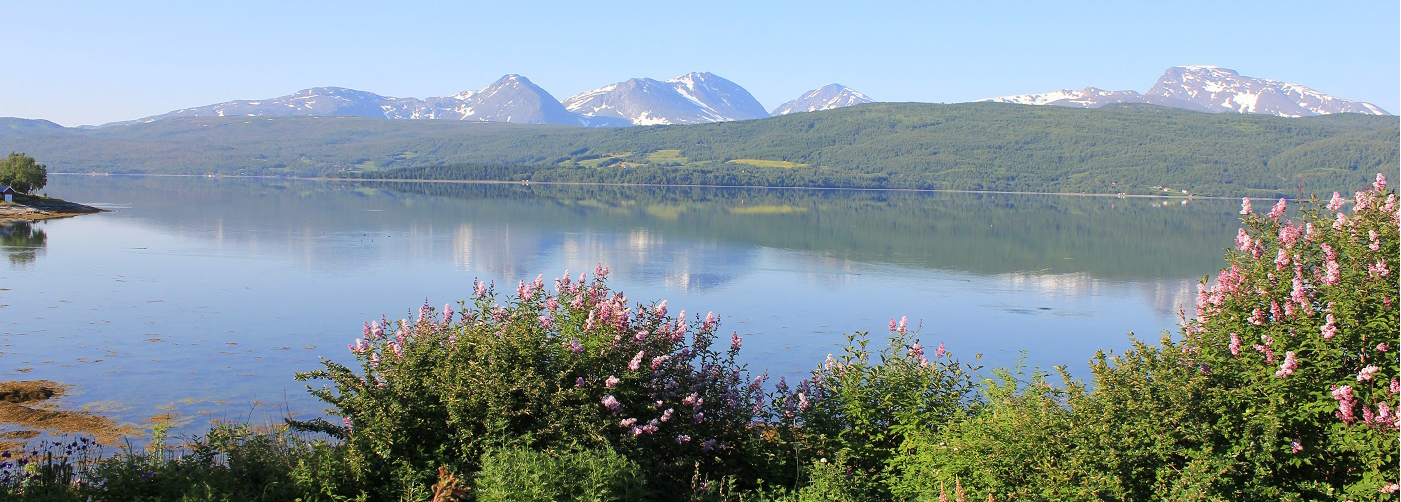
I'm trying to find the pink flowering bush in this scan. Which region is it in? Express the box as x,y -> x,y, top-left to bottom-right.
1175,176 -> 1398,499
895,176 -> 1399,501
291,266 -> 763,499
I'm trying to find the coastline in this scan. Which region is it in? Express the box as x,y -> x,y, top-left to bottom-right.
0,194 -> 107,221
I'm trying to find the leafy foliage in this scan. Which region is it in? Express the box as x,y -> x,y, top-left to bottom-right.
289,266 -> 765,499
4,104 -> 1395,196
0,153 -> 47,194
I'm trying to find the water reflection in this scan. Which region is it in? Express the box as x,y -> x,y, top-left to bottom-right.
0,220 -> 47,267
2,175 -> 1247,443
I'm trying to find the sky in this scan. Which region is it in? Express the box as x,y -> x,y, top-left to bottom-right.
5,0 -> 1398,127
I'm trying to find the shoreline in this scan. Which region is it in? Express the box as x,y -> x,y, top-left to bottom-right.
0,194 -> 107,221
52,172 -> 1249,200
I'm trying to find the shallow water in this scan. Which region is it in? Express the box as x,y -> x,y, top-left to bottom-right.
0,175 -> 1243,439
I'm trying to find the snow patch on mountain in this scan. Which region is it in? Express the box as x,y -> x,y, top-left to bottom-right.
979,66 -> 1389,117
771,84 -> 874,115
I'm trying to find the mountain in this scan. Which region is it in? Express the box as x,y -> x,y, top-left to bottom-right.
6,103 -> 1393,199
114,75 -> 629,127
562,72 -> 770,125
0,117 -> 68,136
979,66 -> 1390,117
770,84 -> 874,115
1146,66 -> 1389,116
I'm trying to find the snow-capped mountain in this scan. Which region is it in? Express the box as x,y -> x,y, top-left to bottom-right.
979,66 -> 1389,117
770,84 -> 873,115
119,75 -> 629,127
1146,66 -> 1388,116
562,72 -> 769,125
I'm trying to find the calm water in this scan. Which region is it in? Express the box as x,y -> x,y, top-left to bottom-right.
2,175 -> 1242,438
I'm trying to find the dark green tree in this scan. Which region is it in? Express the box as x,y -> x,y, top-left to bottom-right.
1,152 -> 48,193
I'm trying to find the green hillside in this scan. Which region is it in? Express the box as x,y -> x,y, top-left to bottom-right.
2,103 -> 1395,196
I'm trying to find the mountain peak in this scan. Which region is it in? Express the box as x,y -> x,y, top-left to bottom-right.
979,66 -> 1388,117
563,72 -> 768,125
772,84 -> 874,115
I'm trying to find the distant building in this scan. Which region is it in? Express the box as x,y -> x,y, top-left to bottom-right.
0,186 -> 15,203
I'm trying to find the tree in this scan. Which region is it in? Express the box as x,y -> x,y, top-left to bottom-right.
0,152 -> 48,193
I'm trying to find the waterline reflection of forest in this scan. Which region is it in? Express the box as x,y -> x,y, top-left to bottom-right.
1,175 -> 1243,440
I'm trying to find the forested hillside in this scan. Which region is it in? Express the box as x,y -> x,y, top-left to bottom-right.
4,103 -> 1394,196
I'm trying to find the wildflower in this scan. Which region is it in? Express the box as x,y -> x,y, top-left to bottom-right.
730,333 -> 742,353
1391,379 -> 1399,394
1239,197 -> 1253,215
1275,351 -> 1298,378
1369,260 -> 1391,278
628,351 -> 645,371
650,355 -> 671,369
575,377 -> 585,387
1267,198 -> 1287,218
1383,483 -> 1400,494
898,316 -> 908,333
701,439 -> 717,451
798,392 -> 810,411
1274,248 -> 1290,270
1249,308 -> 1267,325
1374,173 -> 1389,192
934,341 -> 947,358
619,418 -> 637,428
1327,192 -> 1345,211
1378,343 -> 1390,352
1333,212 -> 1348,230
1235,228 -> 1252,252
1331,385 -> 1357,423
546,298 -> 559,311
660,408 -> 674,422
601,395 -> 622,413
1321,314 -> 1338,339
653,300 -> 667,317
1279,222 -> 1302,248
441,303 -> 454,326
909,342 -> 924,358
676,435 -> 691,443
1228,333 -> 1241,356
1357,365 -> 1380,382
1322,259 -> 1342,285
565,338 -> 583,354
1290,438 -> 1303,453
343,416 -> 354,433
606,375 -> 620,388
474,279 -> 488,297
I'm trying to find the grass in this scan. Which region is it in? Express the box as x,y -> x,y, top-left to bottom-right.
725,159 -> 808,168
645,149 -> 688,163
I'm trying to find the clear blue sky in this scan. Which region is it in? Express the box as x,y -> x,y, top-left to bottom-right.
7,0 -> 1398,127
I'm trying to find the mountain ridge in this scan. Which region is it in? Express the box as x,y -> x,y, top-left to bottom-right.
981,65 -> 1389,117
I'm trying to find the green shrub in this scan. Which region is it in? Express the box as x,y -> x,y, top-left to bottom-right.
768,325 -> 979,499
291,266 -> 764,499
473,445 -> 648,502
896,175 -> 1399,501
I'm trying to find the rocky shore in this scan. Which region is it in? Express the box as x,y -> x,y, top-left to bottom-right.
0,194 -> 105,220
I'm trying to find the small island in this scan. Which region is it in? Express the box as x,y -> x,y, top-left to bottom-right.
0,152 -> 105,220
0,192 -> 105,220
